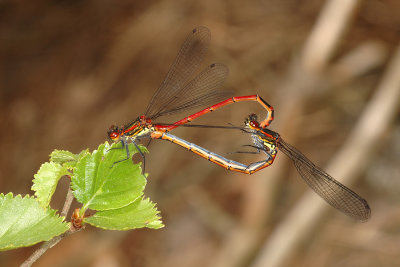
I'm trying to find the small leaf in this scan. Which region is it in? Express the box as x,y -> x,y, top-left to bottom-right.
0,193 -> 69,251
50,149 -> 89,169
71,142 -> 146,212
32,162 -> 69,207
50,150 -> 77,163
84,197 -> 163,230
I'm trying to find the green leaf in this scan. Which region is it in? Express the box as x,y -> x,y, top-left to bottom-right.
84,197 -> 163,230
32,162 -> 69,207
0,193 -> 69,251
50,149 -> 89,169
71,142 -> 146,212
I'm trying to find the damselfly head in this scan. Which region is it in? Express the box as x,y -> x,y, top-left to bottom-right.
107,125 -> 122,141
245,114 -> 260,129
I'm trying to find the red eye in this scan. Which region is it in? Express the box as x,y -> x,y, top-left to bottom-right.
107,126 -> 121,140
108,132 -> 119,140
250,121 -> 259,128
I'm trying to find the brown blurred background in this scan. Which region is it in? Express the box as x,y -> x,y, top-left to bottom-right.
1,0 -> 399,266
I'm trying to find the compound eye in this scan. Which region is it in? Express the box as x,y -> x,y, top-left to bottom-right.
107,126 -> 120,140
108,131 -> 119,140
110,132 -> 118,140
250,121 -> 259,128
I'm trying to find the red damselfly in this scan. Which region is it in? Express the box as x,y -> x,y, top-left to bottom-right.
108,27 -> 273,165
162,112 -> 371,221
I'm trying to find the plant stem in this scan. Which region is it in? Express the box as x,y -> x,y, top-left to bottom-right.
21,184 -> 75,267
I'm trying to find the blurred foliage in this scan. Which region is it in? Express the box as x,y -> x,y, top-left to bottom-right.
0,0 -> 399,266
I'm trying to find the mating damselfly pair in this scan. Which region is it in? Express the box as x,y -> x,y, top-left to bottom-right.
107,27 -> 371,222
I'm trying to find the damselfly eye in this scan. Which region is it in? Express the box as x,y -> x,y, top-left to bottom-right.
107,126 -> 120,140
249,121 -> 259,128
108,132 -> 119,140
245,114 -> 259,128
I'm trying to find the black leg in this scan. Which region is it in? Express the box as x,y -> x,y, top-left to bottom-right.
146,138 -> 152,149
227,144 -> 266,155
110,140 -> 131,168
108,140 -> 126,151
133,141 -> 146,174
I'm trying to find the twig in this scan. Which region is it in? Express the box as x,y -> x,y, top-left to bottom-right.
301,0 -> 361,72
21,183 -> 75,267
61,184 -> 74,218
329,41 -> 387,83
20,230 -> 73,267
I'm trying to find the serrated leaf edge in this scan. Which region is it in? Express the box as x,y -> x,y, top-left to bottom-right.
31,162 -> 69,208
0,193 -> 70,251
84,197 -> 163,230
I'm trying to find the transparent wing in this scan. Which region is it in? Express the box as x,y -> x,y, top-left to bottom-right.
277,137 -> 371,221
152,63 -> 231,119
145,26 -> 212,118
